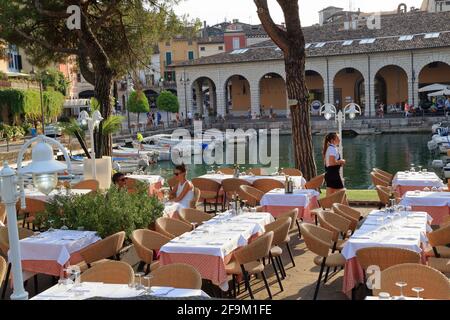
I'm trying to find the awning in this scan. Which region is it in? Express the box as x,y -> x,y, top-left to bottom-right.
419,83 -> 449,92
428,89 -> 450,97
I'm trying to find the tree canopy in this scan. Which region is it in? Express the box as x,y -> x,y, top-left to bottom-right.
38,68 -> 69,96
128,90 -> 150,114
157,90 -> 179,113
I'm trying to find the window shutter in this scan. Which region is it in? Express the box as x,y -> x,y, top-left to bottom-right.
17,55 -> 23,71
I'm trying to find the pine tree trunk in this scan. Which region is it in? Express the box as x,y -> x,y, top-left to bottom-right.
285,50 -> 317,181
93,72 -> 113,158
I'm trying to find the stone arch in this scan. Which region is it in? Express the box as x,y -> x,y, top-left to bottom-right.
224,74 -> 251,116
374,65 -> 409,108
259,72 -> 287,117
333,67 -> 366,110
191,76 -> 217,118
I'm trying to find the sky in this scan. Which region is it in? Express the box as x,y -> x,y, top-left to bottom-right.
174,0 -> 424,27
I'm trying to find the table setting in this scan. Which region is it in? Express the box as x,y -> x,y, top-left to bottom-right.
199,173 -> 306,187
400,191 -> 450,224
392,167 -> 445,196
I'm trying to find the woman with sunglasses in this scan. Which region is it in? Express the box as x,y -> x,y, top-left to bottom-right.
112,172 -> 128,189
169,163 -> 194,209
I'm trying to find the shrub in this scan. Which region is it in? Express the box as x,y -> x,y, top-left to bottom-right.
36,182 -> 164,241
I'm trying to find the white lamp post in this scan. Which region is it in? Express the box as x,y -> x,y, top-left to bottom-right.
320,102 -> 361,176
0,135 -> 72,300
78,110 -> 103,180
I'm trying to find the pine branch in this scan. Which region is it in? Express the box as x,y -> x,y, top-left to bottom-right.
254,0 -> 289,51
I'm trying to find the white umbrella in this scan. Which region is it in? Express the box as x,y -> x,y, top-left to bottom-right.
419,83 -> 449,92
428,89 -> 450,97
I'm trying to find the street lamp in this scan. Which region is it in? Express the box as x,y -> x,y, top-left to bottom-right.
78,110 -> 103,180
180,71 -> 190,123
320,102 -> 361,176
0,135 -> 72,300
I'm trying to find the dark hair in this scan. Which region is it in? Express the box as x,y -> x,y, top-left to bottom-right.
112,172 -> 125,184
322,133 -> 338,160
174,163 -> 186,173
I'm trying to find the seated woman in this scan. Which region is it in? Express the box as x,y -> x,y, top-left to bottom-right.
112,172 -> 127,189
169,164 -> 194,209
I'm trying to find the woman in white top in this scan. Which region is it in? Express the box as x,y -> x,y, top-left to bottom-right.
169,163 -> 194,209
323,133 -> 346,196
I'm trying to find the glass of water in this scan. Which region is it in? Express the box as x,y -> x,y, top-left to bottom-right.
412,287 -> 424,299
395,281 -> 407,299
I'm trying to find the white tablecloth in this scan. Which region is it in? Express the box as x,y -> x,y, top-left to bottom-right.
341,210 -> 430,260
10,230 -> 100,265
392,172 -> 444,189
400,191 -> 450,207
199,174 -> 306,187
260,188 -> 320,207
160,211 -> 274,259
31,282 -> 209,300
25,189 -> 92,202
126,174 -> 164,185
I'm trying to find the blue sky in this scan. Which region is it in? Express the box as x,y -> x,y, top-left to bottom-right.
174,0 -> 424,27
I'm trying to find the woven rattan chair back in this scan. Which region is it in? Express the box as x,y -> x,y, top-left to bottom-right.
0,204 -> 5,225
332,203 -> 360,232
304,174 -> 325,191
234,231 -> 274,265
222,178 -> 251,203
239,185 -> 264,207
80,260 -> 134,284
281,168 -> 302,176
217,167 -> 235,175
149,263 -> 202,289
277,208 -> 299,232
373,168 -> 393,182
192,178 -> 221,198
155,217 -> 192,238
0,256 -> 6,286
252,179 -> 284,194
318,211 -> 351,242
299,223 -> 333,257
72,179 -> 99,191
79,231 -> 126,265
247,168 -> 263,176
265,217 -> 291,247
179,208 -> 212,225
428,223 -> 450,248
372,263 -> 450,299
371,172 -> 390,187
189,187 -> 201,208
356,247 -> 421,271
131,229 -> 171,264
0,226 -> 34,256
318,189 -> 347,209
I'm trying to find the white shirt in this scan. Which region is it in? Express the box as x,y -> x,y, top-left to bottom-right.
325,144 -> 340,167
175,180 -> 194,209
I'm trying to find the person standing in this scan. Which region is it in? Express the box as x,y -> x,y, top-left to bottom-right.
323,133 -> 345,196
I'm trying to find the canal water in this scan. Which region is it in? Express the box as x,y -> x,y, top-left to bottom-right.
145,132 -> 437,189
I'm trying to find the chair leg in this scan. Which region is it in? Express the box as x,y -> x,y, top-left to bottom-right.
2,263 -> 11,299
34,274 -> 39,295
313,258 -> 327,300
324,266 -> 330,284
145,264 -> 150,275
232,275 -> 237,298
296,219 -> 302,239
203,200 -> 207,212
269,253 -> 283,292
276,256 -> 286,279
314,215 -> 318,225
286,242 -> 295,267
260,271 -> 272,299
240,266 -> 254,299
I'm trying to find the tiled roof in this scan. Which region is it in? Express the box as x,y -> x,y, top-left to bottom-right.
175,11 -> 450,67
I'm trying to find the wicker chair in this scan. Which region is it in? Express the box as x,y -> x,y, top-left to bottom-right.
125,178 -> 138,194
317,211 -> 351,252
217,167 -> 235,175
300,223 -> 346,300
428,257 -> 450,275
222,178 -> 251,207
304,174 -> 325,191
131,229 -> 171,274
370,172 -> 391,187
0,204 -> 6,226
192,178 -> 222,213
372,263 -> 450,299
247,168 -> 263,176
19,197 -> 47,230
375,185 -> 400,208
72,179 -> 99,191
168,176 -> 178,190
373,168 -> 394,182
225,231 -> 274,299
0,256 -> 5,293
147,263 -> 202,289
332,203 -> 362,233
155,217 -> 193,238
76,231 -> 126,271
80,260 -> 134,284
239,185 -> 264,207
179,208 -> 212,226
356,247 -> 420,277
281,168 -> 302,176
426,223 -> 450,258
277,208 -> 301,238
1,226 -> 35,298
190,187 -> 201,208
252,178 -> 284,194
264,217 -> 292,291
311,189 -> 348,225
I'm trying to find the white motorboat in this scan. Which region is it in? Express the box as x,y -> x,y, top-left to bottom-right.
116,146 -> 173,162
141,134 -> 217,155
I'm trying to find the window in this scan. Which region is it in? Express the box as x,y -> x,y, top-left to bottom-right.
165,41 -> 170,46
188,51 -> 194,60
188,40 -> 193,45
359,38 -> 376,44
218,46 -> 223,50
305,43 -> 312,49
399,35 -> 414,41
424,32 -> 440,39
165,52 -> 172,65
230,49 -> 248,54
200,47 -> 206,51
7,45 -> 22,72
342,40 -> 353,46
314,42 -> 326,48
232,37 -> 240,50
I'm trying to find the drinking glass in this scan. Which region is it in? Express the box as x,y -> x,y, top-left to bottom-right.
250,207 -> 257,213
422,168 -> 428,173
135,272 -> 145,290
412,287 -> 424,299
47,219 -> 55,232
418,165 -> 423,173
60,218 -> 68,230
143,275 -> 154,295
410,164 -> 415,172
395,281 -> 408,299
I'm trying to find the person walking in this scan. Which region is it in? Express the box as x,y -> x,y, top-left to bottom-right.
323,133 -> 345,196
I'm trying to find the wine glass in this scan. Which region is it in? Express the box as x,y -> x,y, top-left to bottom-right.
60,218 -> 68,230
47,219 -> 55,232
410,163 -> 415,172
418,165 -> 423,173
135,272 -> 145,290
411,287 -> 424,299
395,281 -> 408,299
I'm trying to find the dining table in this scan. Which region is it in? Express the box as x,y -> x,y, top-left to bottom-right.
400,191 -> 450,225
8,229 -> 101,278
392,171 -> 445,196
24,188 -> 93,202
126,174 -> 165,196
159,210 -> 274,291
198,173 -> 306,187
341,209 -> 431,298
31,282 -> 210,300
260,188 -> 320,222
